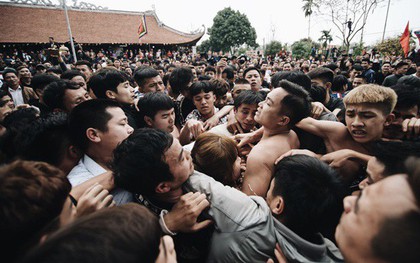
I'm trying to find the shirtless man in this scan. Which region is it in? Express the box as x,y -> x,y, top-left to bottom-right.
242,80 -> 311,197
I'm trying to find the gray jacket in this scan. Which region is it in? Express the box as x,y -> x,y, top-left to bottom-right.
185,171 -> 344,263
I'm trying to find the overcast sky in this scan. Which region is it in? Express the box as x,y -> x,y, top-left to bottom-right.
6,0 -> 420,47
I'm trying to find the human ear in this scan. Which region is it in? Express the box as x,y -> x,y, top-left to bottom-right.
105,90 -> 116,100
271,196 -> 285,216
384,113 -> 395,126
155,182 -> 171,194
86,128 -> 101,143
278,116 -> 290,126
144,116 -> 153,127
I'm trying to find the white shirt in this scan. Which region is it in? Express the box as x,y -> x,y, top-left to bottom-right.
68,154 -> 133,205
8,86 -> 25,106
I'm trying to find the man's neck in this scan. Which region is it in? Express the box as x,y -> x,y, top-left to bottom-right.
154,188 -> 183,204
86,149 -> 111,171
201,109 -> 215,121
9,84 -> 20,90
262,126 -> 290,138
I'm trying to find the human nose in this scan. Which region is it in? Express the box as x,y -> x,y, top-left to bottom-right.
351,115 -> 363,127
343,196 -> 356,214
127,124 -> 134,134
246,113 -> 254,122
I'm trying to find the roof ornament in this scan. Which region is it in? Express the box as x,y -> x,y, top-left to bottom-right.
10,0 -> 54,6
70,0 -> 107,10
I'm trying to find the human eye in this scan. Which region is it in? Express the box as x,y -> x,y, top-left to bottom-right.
242,110 -> 249,115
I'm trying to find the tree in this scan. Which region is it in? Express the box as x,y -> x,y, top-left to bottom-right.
302,0 -> 318,38
265,41 -> 283,57
197,39 -> 212,54
374,33 -> 416,57
291,38 -> 319,59
208,7 -> 258,54
315,0 -> 385,51
319,30 -> 333,48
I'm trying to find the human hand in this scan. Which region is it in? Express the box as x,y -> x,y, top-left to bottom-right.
185,119 -> 205,139
203,115 -> 220,130
163,192 -> 212,233
320,149 -> 356,169
227,114 -> 244,135
311,101 -> 329,119
402,117 -> 420,139
267,243 -> 287,263
275,149 -> 317,165
234,131 -> 259,148
76,183 -> 115,218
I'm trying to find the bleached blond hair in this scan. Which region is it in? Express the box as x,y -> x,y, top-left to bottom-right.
343,84 -> 397,115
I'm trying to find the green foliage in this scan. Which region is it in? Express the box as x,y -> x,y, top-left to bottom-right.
291,38 -> 318,59
208,7 -> 258,53
264,41 -> 283,57
374,37 -> 403,57
318,30 -> 333,48
302,0 -> 318,17
197,39 -> 212,54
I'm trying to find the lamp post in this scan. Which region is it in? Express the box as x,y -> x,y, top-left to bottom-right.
61,0 -> 77,62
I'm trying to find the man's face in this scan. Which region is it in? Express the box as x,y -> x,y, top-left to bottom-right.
358,157 -> 385,189
352,77 -> 365,88
245,70 -> 262,91
75,65 -> 92,79
383,105 -> 419,140
205,71 -> 215,78
255,88 -> 287,128
114,81 -> 135,105
141,76 -> 165,93
0,95 -> 15,122
345,103 -> 390,144
71,76 -> 87,91
283,63 -> 292,71
215,93 -> 228,109
381,63 -> 391,74
149,108 -> 176,133
232,84 -> 251,99
193,91 -> 216,116
4,72 -> 20,87
349,69 -> 362,80
234,103 -> 258,132
164,138 -> 194,190
396,65 -> 409,75
98,107 -> 134,154
309,63 -> 318,71
63,87 -> 92,112
191,69 -> 198,81
336,175 -> 416,262
361,61 -> 369,70
18,67 -> 31,79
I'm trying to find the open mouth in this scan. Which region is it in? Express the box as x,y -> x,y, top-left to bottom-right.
351,130 -> 367,137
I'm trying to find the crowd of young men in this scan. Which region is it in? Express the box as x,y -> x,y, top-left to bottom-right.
1,44 -> 420,263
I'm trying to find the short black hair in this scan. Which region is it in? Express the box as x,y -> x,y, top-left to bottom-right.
112,128 -> 174,196
233,90 -> 264,109
272,155 -> 344,240
15,113 -> 70,167
390,84 -> 420,109
277,80 -> 312,126
137,92 -> 175,126
88,69 -> 126,99
204,66 -> 216,73
234,78 -> 250,85
31,74 -> 60,92
60,70 -> 86,81
46,67 -> 63,75
307,85 -> 326,103
68,99 -> 121,152
222,67 -> 235,79
169,67 -> 193,94
332,75 -> 349,92
307,67 -> 334,84
209,79 -> 229,97
21,204 -> 162,263
324,63 -> 339,71
75,60 -> 92,70
352,64 -> 364,72
373,140 -> 420,177
190,81 -> 214,97
43,80 -> 81,111
395,61 -> 409,69
361,58 -> 371,63
133,67 -> 160,87
243,67 -> 261,78
271,71 -> 311,90
397,75 -> 420,88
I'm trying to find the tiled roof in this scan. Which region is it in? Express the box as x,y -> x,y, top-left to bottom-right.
0,3 -> 204,45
